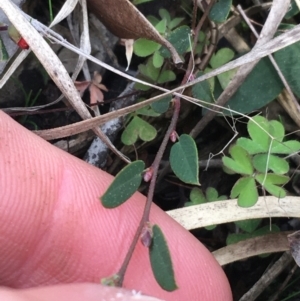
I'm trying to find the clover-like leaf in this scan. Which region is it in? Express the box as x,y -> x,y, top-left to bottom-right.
121,116 -> 157,145
227,224 -> 280,245
270,140 -> 300,154
160,25 -> 190,58
185,187 -> 206,207
151,95 -> 171,114
255,173 -> 289,198
149,225 -> 178,291
101,161 -> 145,208
134,38 -> 160,57
222,145 -> 253,175
230,176 -> 258,207
252,154 -> 289,174
157,70 -> 176,84
235,219 -> 261,233
192,71 -> 214,103
170,134 -> 199,185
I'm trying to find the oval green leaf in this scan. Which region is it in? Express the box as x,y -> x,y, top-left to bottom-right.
151,95 -> 171,114
170,134 -> 200,185
101,161 -> 145,208
149,224 -> 178,291
209,0 -> 232,23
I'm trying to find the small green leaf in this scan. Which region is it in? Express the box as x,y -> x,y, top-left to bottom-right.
230,177 -> 258,207
271,140 -> 300,154
159,8 -> 171,24
0,35 -> 9,61
152,50 -> 164,68
138,59 -> 160,81
237,116 -> 271,154
210,48 -> 235,68
101,161 -> 145,208
121,116 -> 157,145
134,39 -> 160,57
155,19 -> 167,34
170,134 -> 199,185
255,173 -> 289,198
151,95 -> 171,114
274,40 -> 300,97
149,225 -> 178,291
222,145 -> 253,175
185,187 -> 206,206
235,219 -> 261,233
192,72 -> 214,103
206,187 -> 227,202
169,17 -> 185,30
157,70 -> 176,83
252,154 -> 289,174
209,0 -> 232,23
285,1 -> 299,19
160,26 -> 190,58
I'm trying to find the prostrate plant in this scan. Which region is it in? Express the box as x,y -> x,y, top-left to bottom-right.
100,131 -> 200,291
222,115 -> 300,207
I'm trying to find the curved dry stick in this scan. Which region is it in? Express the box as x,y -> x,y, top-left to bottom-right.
213,231 -> 291,266
167,196 -> 300,230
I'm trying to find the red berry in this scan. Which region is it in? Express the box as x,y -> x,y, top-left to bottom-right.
17,38 -> 29,50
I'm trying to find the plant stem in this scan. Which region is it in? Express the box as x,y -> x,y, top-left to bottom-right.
115,0 -> 218,286
116,96 -> 181,286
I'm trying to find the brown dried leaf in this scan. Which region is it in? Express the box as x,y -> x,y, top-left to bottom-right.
89,83 -> 104,105
87,0 -> 182,65
75,72 -> 108,105
74,80 -> 91,96
287,230 -> 300,267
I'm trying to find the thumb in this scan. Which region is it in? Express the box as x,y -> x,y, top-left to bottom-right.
0,111 -> 232,300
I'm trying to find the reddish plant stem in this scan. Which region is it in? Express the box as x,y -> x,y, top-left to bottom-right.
116,96 -> 181,286
115,1 -> 217,287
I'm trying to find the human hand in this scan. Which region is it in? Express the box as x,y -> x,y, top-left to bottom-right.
0,111 -> 232,300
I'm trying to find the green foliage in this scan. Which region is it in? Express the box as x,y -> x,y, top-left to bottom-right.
227,224 -> 280,246
159,25 -> 191,58
192,49 -> 284,115
0,35 -> 9,61
151,95 -> 172,114
209,0 -> 232,23
100,161 -> 145,208
223,116 -> 300,207
170,134 -> 200,185
121,116 -> 157,145
149,225 -> 178,291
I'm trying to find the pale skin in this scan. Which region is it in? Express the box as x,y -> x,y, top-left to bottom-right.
0,111 -> 232,301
